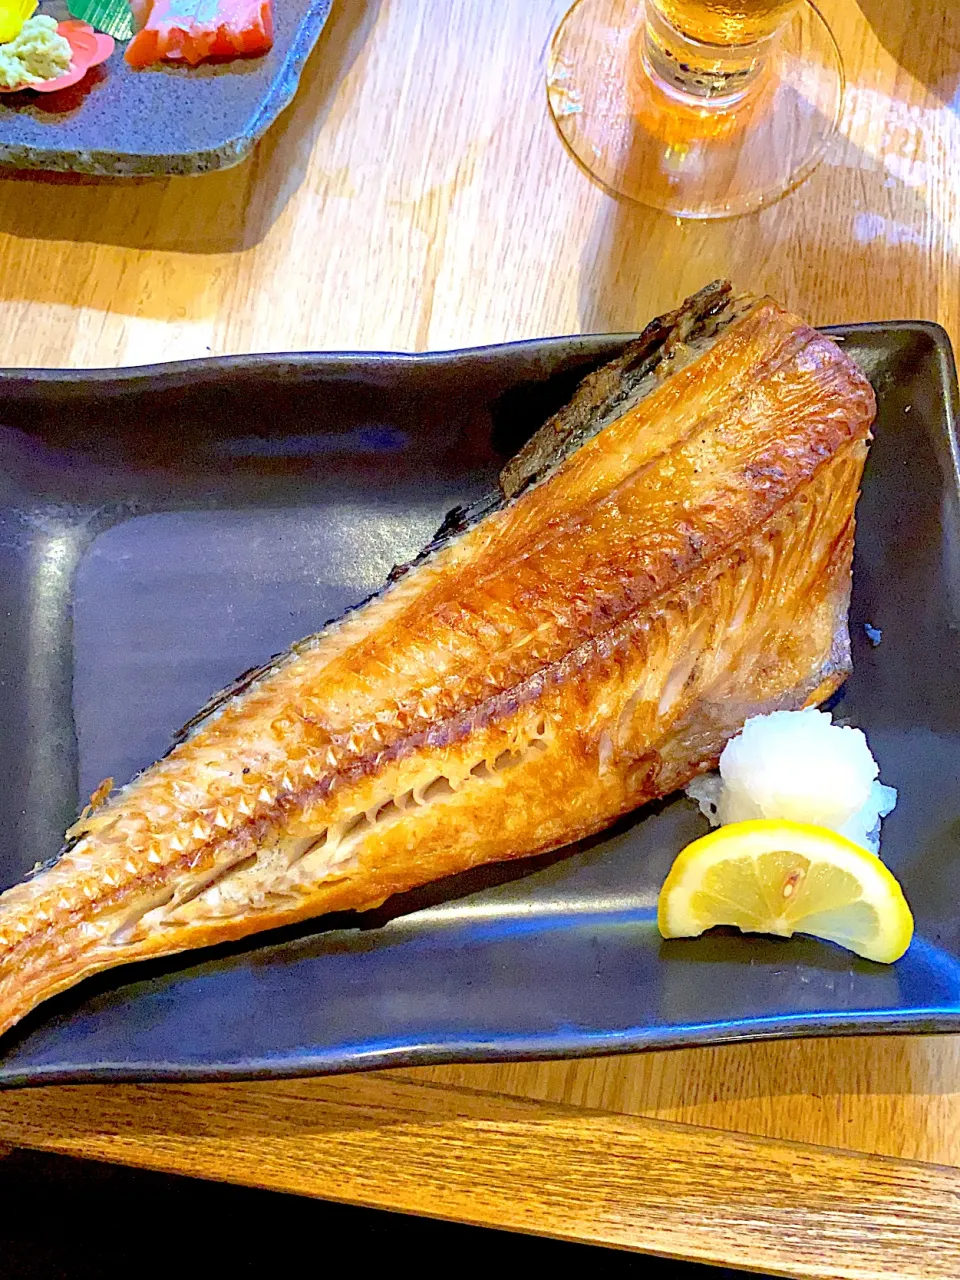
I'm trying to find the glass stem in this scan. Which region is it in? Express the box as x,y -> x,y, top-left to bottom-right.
641,0 -> 778,105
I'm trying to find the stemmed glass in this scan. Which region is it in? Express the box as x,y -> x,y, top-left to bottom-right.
547,0 -> 844,219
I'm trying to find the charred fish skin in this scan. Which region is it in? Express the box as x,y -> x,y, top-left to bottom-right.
0,284 -> 876,1039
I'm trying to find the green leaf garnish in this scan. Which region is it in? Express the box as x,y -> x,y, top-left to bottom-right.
66,0 -> 133,40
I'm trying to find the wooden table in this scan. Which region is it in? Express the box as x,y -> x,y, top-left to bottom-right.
0,1 -> 958,1275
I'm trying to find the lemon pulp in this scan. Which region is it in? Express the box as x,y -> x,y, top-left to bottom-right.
657,819 -> 913,963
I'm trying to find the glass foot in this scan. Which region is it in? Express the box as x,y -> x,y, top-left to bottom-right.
547,0 -> 844,219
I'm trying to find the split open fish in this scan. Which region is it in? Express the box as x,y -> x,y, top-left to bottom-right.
0,282 -> 877,1039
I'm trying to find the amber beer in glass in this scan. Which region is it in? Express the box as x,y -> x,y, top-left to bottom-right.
547,0 -> 844,218
645,0 -> 803,100
651,0 -> 802,48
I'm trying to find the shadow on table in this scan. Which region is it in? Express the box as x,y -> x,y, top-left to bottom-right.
0,1147 -> 766,1278
575,111 -> 944,336
0,0 -> 381,257
580,1029 -> 959,1164
855,0 -> 960,107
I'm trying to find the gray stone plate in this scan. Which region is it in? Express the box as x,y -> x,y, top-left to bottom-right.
0,0 -> 334,175
0,324 -> 957,1087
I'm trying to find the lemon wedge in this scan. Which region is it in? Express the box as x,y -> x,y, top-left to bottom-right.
657,819 -> 913,963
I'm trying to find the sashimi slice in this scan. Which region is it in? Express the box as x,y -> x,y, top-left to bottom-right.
125,0 -> 273,68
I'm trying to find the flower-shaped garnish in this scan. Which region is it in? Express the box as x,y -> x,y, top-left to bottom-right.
0,18 -> 113,93
34,19 -> 114,91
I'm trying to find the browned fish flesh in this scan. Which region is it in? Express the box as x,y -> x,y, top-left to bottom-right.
0,282 -> 877,1039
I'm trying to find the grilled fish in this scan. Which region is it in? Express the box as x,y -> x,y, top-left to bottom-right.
0,282 -> 876,1040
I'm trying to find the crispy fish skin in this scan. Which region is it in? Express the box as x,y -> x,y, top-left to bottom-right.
0,285 -> 876,1038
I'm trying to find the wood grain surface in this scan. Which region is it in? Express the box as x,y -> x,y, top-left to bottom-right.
2,0 -> 960,1273
1,1073 -> 959,1280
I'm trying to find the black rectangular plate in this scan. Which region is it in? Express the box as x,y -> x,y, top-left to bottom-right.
0,0 -> 333,175
0,323 -> 958,1087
